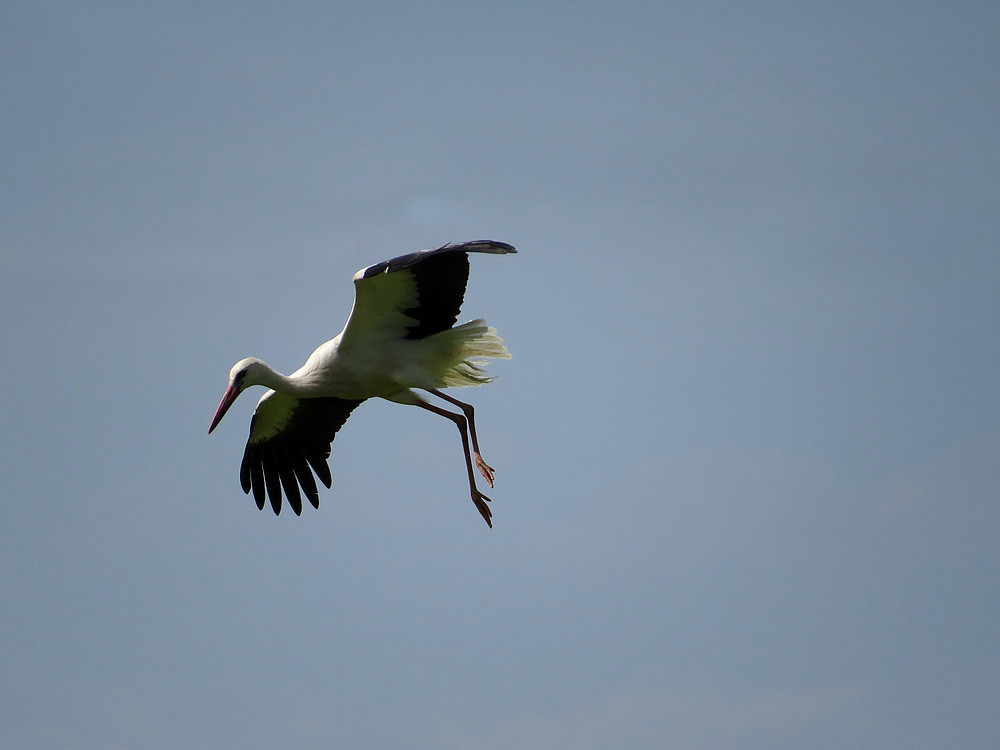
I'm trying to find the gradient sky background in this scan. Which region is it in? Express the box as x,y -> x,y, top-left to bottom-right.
2,2 -> 998,748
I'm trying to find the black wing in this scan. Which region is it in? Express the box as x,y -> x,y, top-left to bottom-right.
239,392 -> 365,515
344,240 -> 516,343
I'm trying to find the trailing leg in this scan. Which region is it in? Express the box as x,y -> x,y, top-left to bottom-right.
415,400 -> 493,527
427,388 -> 495,487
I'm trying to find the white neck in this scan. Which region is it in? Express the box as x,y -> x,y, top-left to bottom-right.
251,362 -> 319,397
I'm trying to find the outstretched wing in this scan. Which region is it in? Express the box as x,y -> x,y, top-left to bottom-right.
340,240 -> 516,346
239,391 -> 365,515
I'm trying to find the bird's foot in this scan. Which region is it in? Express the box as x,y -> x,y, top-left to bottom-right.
472,489 -> 493,528
474,454 -> 495,488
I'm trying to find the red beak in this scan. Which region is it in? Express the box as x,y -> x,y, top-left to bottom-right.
209,384 -> 242,434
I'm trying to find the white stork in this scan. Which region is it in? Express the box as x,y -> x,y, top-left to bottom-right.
208,240 -> 515,527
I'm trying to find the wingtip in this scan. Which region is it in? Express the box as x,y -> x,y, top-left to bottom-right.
447,239 -> 516,255
471,240 -> 516,254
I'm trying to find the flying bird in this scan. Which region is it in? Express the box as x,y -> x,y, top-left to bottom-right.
208,240 -> 516,527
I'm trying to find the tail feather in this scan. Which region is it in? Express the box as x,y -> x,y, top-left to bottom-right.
435,319 -> 510,387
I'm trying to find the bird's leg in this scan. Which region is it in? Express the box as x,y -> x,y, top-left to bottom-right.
426,388 -> 495,488
415,400 -> 493,528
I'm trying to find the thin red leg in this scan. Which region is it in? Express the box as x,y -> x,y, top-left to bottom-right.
415,400 -> 493,528
427,388 -> 495,487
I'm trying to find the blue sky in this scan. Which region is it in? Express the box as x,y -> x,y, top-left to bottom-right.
2,2 -> 998,747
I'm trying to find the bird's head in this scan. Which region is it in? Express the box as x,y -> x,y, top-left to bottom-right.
208,357 -> 267,433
